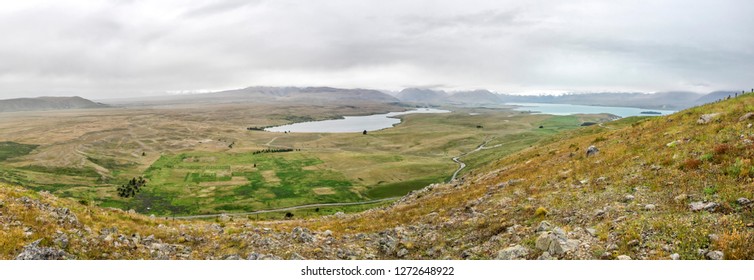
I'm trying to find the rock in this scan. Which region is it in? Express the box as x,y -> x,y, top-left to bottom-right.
606,244 -> 619,251
538,251 -> 556,260
289,253 -> 305,260
535,233 -> 552,251
594,209 -> 606,217
535,221 -> 553,232
616,255 -> 632,260
54,232 -> 69,249
15,239 -> 71,260
496,245 -> 529,260
697,113 -> 720,124
666,140 -> 682,147
736,197 -> 751,205
739,112 -> 754,122
600,252 -> 612,260
705,250 -> 724,260
627,239 -> 640,247
208,223 -> 224,234
322,230 -> 333,237
670,253 -> 680,260
586,145 -> 599,157
397,248 -> 409,258
697,249 -> 708,256
334,212 -> 346,218
535,231 -> 578,257
708,234 -> 719,242
644,204 -> 656,211
622,195 -> 635,203
689,201 -> 719,212
291,227 -> 315,243
585,228 -> 597,237
674,194 -> 688,202
224,254 -> 241,260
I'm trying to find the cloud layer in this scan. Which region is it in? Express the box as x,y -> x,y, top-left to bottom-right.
1,0 -> 753,99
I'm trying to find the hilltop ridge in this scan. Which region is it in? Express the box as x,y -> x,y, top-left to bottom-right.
0,96 -> 109,113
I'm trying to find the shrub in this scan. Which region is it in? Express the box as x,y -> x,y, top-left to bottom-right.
681,158 -> 702,170
713,144 -> 730,155
534,206 -> 549,217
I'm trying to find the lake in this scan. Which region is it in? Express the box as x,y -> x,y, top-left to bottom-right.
265,108 -> 451,133
507,103 -> 676,117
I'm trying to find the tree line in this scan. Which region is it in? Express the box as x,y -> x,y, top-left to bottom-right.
117,176 -> 146,198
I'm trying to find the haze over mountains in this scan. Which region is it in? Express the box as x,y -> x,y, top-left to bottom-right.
395,88 -> 740,110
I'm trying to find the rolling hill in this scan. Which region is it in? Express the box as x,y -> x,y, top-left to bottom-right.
0,96 -> 109,113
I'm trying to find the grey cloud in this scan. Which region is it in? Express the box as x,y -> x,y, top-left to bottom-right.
1,0 -> 753,99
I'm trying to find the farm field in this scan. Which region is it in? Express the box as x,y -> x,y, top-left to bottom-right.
0,103 -> 611,216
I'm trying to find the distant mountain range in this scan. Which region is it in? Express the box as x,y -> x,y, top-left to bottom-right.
394,88 -> 740,110
108,86 -> 400,106
7,87 -> 742,111
0,96 -> 109,113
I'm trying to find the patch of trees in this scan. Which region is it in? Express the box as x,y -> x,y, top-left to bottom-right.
252,148 -> 298,155
247,126 -> 272,131
117,176 -> 146,198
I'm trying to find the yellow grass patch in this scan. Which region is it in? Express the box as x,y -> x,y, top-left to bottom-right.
312,187 -> 336,195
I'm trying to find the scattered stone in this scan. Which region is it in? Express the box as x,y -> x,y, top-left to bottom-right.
15,239 -> 71,260
670,253 -> 680,260
739,112 -> 754,122
622,195 -> 635,203
644,204 -> 656,211
535,229 -> 579,257
535,221 -> 553,232
594,209 -> 606,217
322,230 -> 333,237
627,239 -> 640,247
689,201 -> 719,212
23,227 -> 33,237
708,234 -> 719,242
674,194 -> 688,202
224,254 -> 241,260
697,113 -> 721,124
666,140 -> 682,147
616,255 -> 632,260
600,252 -> 612,260
397,248 -> 409,258
538,251 -> 556,260
697,249 -> 708,256
496,245 -> 529,260
54,232 -> 69,249
606,244 -> 619,251
291,227 -> 315,243
586,145 -> 599,157
334,212 -> 346,219
705,251 -> 724,260
585,228 -> 597,237
736,197 -> 751,205
289,253 -> 305,260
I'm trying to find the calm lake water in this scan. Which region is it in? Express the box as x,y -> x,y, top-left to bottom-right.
265,108 -> 451,133
507,103 -> 676,117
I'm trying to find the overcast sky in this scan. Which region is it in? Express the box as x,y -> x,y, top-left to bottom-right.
1,0 -> 753,99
